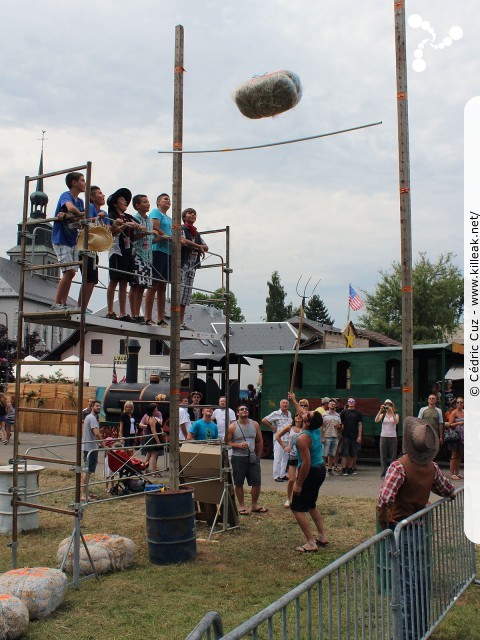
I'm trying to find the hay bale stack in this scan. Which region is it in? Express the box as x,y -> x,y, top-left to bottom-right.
57,533 -> 137,575
233,70 -> 302,119
0,568 -> 67,621
0,594 -> 29,640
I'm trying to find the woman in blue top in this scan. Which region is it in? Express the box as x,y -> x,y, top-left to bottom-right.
288,392 -> 329,552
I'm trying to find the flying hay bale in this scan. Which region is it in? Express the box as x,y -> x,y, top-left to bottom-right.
57,533 -> 137,575
0,568 -> 66,621
0,594 -> 29,640
233,70 -> 302,119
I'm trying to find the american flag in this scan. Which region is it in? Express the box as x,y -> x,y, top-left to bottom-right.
349,284 -> 365,311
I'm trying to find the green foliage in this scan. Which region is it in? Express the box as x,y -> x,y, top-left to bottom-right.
358,253 -> 463,343
265,271 -> 289,321
304,294 -> 335,325
191,288 -> 245,322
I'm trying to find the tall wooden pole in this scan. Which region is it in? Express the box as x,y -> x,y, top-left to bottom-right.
394,1 -> 414,418
169,25 -> 184,491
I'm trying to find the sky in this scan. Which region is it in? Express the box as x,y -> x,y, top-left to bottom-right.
0,0 -> 475,327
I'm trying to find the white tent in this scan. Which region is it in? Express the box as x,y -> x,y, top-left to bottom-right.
20,355 -> 89,382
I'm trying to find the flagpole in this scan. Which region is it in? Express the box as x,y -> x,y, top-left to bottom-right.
347,284 -> 351,323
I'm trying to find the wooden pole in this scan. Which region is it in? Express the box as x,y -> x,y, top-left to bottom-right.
290,302 -> 305,393
169,25 -> 184,491
394,1 -> 414,418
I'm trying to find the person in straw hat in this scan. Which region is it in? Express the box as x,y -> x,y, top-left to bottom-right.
377,417 -> 455,640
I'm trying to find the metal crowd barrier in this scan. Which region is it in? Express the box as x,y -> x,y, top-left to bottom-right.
186,488 -> 476,640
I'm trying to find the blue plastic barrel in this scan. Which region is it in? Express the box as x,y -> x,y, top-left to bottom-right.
145,487 -> 196,564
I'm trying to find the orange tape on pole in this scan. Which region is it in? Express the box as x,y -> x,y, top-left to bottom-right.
171,305 -> 181,312
174,66 -> 185,74
397,91 -> 407,100
172,223 -> 182,230
170,389 -> 180,396
173,142 -> 182,150
402,387 -> 413,393
399,187 -> 410,193
402,286 -> 413,293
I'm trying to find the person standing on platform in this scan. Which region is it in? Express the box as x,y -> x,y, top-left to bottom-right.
106,188 -> 141,321
130,194 -> 155,322
180,208 -> 208,328
78,185 -> 108,310
144,193 -> 172,327
212,396 -> 236,441
228,404 -> 267,515
51,172 -> 86,310
262,399 -> 292,482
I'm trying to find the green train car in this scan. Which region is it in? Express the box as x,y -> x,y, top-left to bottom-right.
259,342 -> 463,460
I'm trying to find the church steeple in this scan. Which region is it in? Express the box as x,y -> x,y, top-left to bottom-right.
29,131 -> 48,219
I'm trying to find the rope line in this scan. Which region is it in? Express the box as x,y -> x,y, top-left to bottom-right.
157,121 -> 382,155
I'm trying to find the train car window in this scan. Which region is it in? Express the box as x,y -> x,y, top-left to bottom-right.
289,361 -> 303,389
386,358 -> 401,389
336,360 -> 351,390
90,339 -> 103,355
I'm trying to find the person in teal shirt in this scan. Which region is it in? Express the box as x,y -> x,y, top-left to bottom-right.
144,193 -> 172,327
288,392 -> 329,553
187,408 -> 219,441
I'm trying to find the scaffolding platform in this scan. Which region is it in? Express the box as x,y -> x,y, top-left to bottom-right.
22,311 -> 222,341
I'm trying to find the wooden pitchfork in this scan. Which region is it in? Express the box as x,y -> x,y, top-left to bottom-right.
289,276 -> 321,393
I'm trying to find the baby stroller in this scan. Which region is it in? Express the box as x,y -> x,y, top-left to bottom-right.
107,447 -> 151,495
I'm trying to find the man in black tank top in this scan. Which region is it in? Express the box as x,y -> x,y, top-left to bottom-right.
228,405 -> 268,515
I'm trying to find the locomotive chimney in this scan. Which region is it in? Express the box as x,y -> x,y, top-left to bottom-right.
126,339 -> 141,383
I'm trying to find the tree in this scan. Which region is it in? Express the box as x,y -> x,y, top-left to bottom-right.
304,294 -> 335,326
191,288 -> 245,322
265,271 -> 289,321
358,253 -> 463,343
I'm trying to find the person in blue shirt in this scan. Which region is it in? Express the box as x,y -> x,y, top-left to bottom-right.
51,172 -> 85,310
187,407 -> 219,441
144,193 -> 172,327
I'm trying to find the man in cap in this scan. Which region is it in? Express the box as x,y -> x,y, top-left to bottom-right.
315,397 -> 330,416
377,417 -> 455,640
262,399 -> 292,482
340,397 -> 363,476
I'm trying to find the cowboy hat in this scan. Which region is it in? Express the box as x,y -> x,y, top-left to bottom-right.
107,188 -> 132,208
77,225 -> 113,252
402,416 -> 439,465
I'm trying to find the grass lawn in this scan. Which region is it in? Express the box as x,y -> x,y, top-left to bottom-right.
0,470 -> 478,640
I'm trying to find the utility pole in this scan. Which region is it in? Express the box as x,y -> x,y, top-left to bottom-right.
169,25 -> 184,491
394,1 -> 414,418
